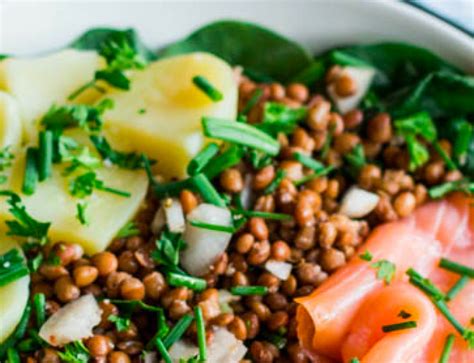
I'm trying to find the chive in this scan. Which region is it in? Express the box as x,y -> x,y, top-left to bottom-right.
202,117 -> 280,156
382,321 -> 417,332
293,166 -> 335,186
167,272 -> 207,291
191,173 -> 226,207
162,314 -> 194,349
320,124 -> 335,158
0,249 -> 29,287
293,152 -> 325,172
433,141 -> 457,171
350,358 -> 360,363
0,304 -> 31,357
407,268 -> 446,301
263,170 -> 286,195
6,347 -> 20,363
433,299 -> 466,336
428,179 -> 473,199
446,275 -> 470,301
38,130 -> 53,181
33,293 -> 46,328
398,310 -> 411,319
194,306 -> 207,362
22,147 -> 39,195
230,285 -> 268,296
439,258 -> 474,278
96,185 -> 131,198
439,334 -> 455,363
187,143 -> 220,176
189,220 -> 235,233
202,145 -> 244,179
241,88 -> 263,115
192,75 -> 223,102
155,338 -> 173,363
16,337 -> 40,352
234,209 -> 292,221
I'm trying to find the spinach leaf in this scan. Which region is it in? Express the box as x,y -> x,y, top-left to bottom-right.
70,28 -> 156,62
158,20 -> 312,83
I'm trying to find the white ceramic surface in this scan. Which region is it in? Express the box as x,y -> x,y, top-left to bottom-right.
0,0 -> 473,72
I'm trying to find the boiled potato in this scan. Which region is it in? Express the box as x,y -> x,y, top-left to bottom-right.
0,91 -> 23,150
0,49 -> 104,141
0,234 -> 30,343
102,52 -> 238,179
0,147 -> 148,254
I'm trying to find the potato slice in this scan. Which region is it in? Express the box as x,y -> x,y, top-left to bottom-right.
0,234 -> 30,343
0,49 -> 103,141
0,91 -> 22,150
0,148 -> 148,254
102,52 -> 238,179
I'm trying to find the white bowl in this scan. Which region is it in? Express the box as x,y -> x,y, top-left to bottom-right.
1,0 -> 473,72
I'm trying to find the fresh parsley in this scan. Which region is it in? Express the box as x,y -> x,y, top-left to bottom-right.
0,146 -> 14,171
371,259 -> 396,285
60,140 -> 101,175
117,221 -> 140,238
69,171 -> 131,198
58,341 -> 90,363
257,102 -> 307,136
90,135 -> 149,169
428,179 -> 473,199
0,248 -> 29,287
108,314 -> 131,332
345,144 -> 366,177
359,250 -> 373,261
151,230 -> 186,270
76,202 -> 89,226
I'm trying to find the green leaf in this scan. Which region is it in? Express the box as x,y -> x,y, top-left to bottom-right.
90,135 -> 150,169
58,341 -> 90,363
371,259 -> 396,285
257,102 -> 308,136
158,20 -> 312,82
152,230 -> 186,270
0,248 -> 29,287
108,314 -> 131,332
0,146 -> 14,172
394,111 -> 437,142
76,202 -> 89,226
117,221 -> 140,238
70,28 -> 156,62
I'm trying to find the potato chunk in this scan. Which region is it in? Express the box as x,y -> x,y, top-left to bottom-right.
102,52 -> 238,179
0,91 -> 22,150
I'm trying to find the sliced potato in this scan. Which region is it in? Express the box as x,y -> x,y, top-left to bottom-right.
0,91 -> 22,150
0,147 -> 148,254
0,49 -> 104,141
102,52 -> 238,179
0,234 -> 30,343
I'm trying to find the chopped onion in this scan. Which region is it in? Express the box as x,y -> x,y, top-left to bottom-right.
265,259 -> 293,280
163,198 -> 185,233
143,352 -> 158,363
218,289 -> 240,313
151,207 -> 166,235
181,204 -> 233,276
339,187 -> 380,218
168,328 -> 247,363
39,295 -> 101,346
328,66 -> 375,113
239,174 -> 254,210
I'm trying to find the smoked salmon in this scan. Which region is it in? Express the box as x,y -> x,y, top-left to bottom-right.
296,194 -> 474,362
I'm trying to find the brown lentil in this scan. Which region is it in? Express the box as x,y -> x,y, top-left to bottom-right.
334,73 -> 357,97
107,351 -> 131,363
367,113 -> 392,143
120,277 -> 145,300
92,252 -> 118,276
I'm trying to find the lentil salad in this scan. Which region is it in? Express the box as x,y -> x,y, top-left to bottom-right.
0,21 -> 473,363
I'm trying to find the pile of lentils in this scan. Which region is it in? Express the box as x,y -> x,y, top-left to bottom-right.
23,65 -> 464,363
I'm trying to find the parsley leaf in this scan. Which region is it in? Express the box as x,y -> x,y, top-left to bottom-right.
0,248 -> 29,287
429,179 -> 473,199
359,250 -> 373,261
76,202 -> 89,226
345,144 -> 366,177
371,259 -> 396,285
257,102 -> 307,136
69,171 -> 131,198
117,221 -> 140,238
0,191 -> 51,244
0,146 -> 14,171
108,314 -> 131,332
59,139 -> 101,175
151,230 -> 186,270
90,135 -> 150,169
58,341 -> 90,363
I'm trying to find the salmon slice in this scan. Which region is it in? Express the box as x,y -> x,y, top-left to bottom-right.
296,194 -> 474,361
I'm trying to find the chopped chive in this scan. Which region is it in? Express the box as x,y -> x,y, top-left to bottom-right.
230,285 -> 268,296
202,117 -> 280,156
7,347 -> 20,363
0,248 -> 29,287
138,108 -> 146,114
187,143 -> 220,176
293,152 -> 325,172
241,88 -> 263,115
22,147 -> 39,195
433,141 -> 457,171
194,306 -> 207,362
407,268 -> 446,301
350,358 -> 360,363
446,275 -> 470,301
293,166 -> 335,186
162,314 -> 194,348
263,170 -> 286,195
428,179 -> 473,199
191,173 -> 226,207
38,130 -> 53,181
155,337 -> 173,363
320,124 -> 335,159
76,201 -> 89,226
145,309 -> 170,350
234,209 -> 292,221
433,299 -> 466,336
167,272 -> 207,291
439,334 -> 455,363
33,293 -> 46,328
96,185 -> 131,197
189,220 -> 235,233
439,258 -> 474,278
192,75 -> 223,102
359,250 -> 373,262
382,321 -> 417,332
398,310 -> 412,319
202,145 -> 244,179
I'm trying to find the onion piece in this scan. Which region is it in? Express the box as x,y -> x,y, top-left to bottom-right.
239,174 -> 254,210
218,289 -> 241,313
168,328 -> 247,363
163,198 -> 185,233
181,204 -> 233,276
339,187 -> 380,218
265,259 -> 293,280
143,352 -> 158,363
151,207 -> 166,235
328,66 -> 375,113
39,294 -> 101,346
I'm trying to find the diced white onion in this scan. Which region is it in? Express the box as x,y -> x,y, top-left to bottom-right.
151,207 -> 166,235
218,289 -> 240,313
181,204 -> 233,276
265,259 -> 293,280
39,295 -> 101,346
239,174 -> 254,210
143,352 -> 158,363
327,66 -> 375,113
339,187 -> 380,218
168,328 -> 247,363
163,198 -> 185,233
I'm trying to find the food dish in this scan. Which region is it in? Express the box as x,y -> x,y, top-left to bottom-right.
0,11 -> 473,363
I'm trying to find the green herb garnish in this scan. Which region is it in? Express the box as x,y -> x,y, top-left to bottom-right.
69,171 -> 131,198
58,341 -> 90,363
230,285 -> 269,296
192,75 -> 223,102
155,338 -> 173,363
33,293 -> 46,328
359,250 -> 373,261
22,147 -> 39,195
90,135 -> 149,169
233,209 -> 292,221
446,276 -> 470,301
167,272 -> 207,291
117,221 -> 140,238
194,306 -> 207,362
263,169 -> 286,195
258,102 -> 307,136
241,88 -> 264,115
293,151 -> 326,172
293,165 -> 335,186
398,310 -> 412,319
187,143 -> 220,176
189,220 -> 235,233
0,146 -> 14,171
202,145 -> 244,179
76,202 -> 89,226
162,314 -> 194,349
428,179 -> 473,199
38,130 -> 53,181
345,144 -> 366,177
108,314 -> 131,332
191,173 -> 226,207
152,230 -> 186,269
371,259 -> 396,284
439,334 -> 455,363
433,141 -> 457,171
439,258 -> 474,278
382,321 -> 417,332
0,248 -> 29,287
